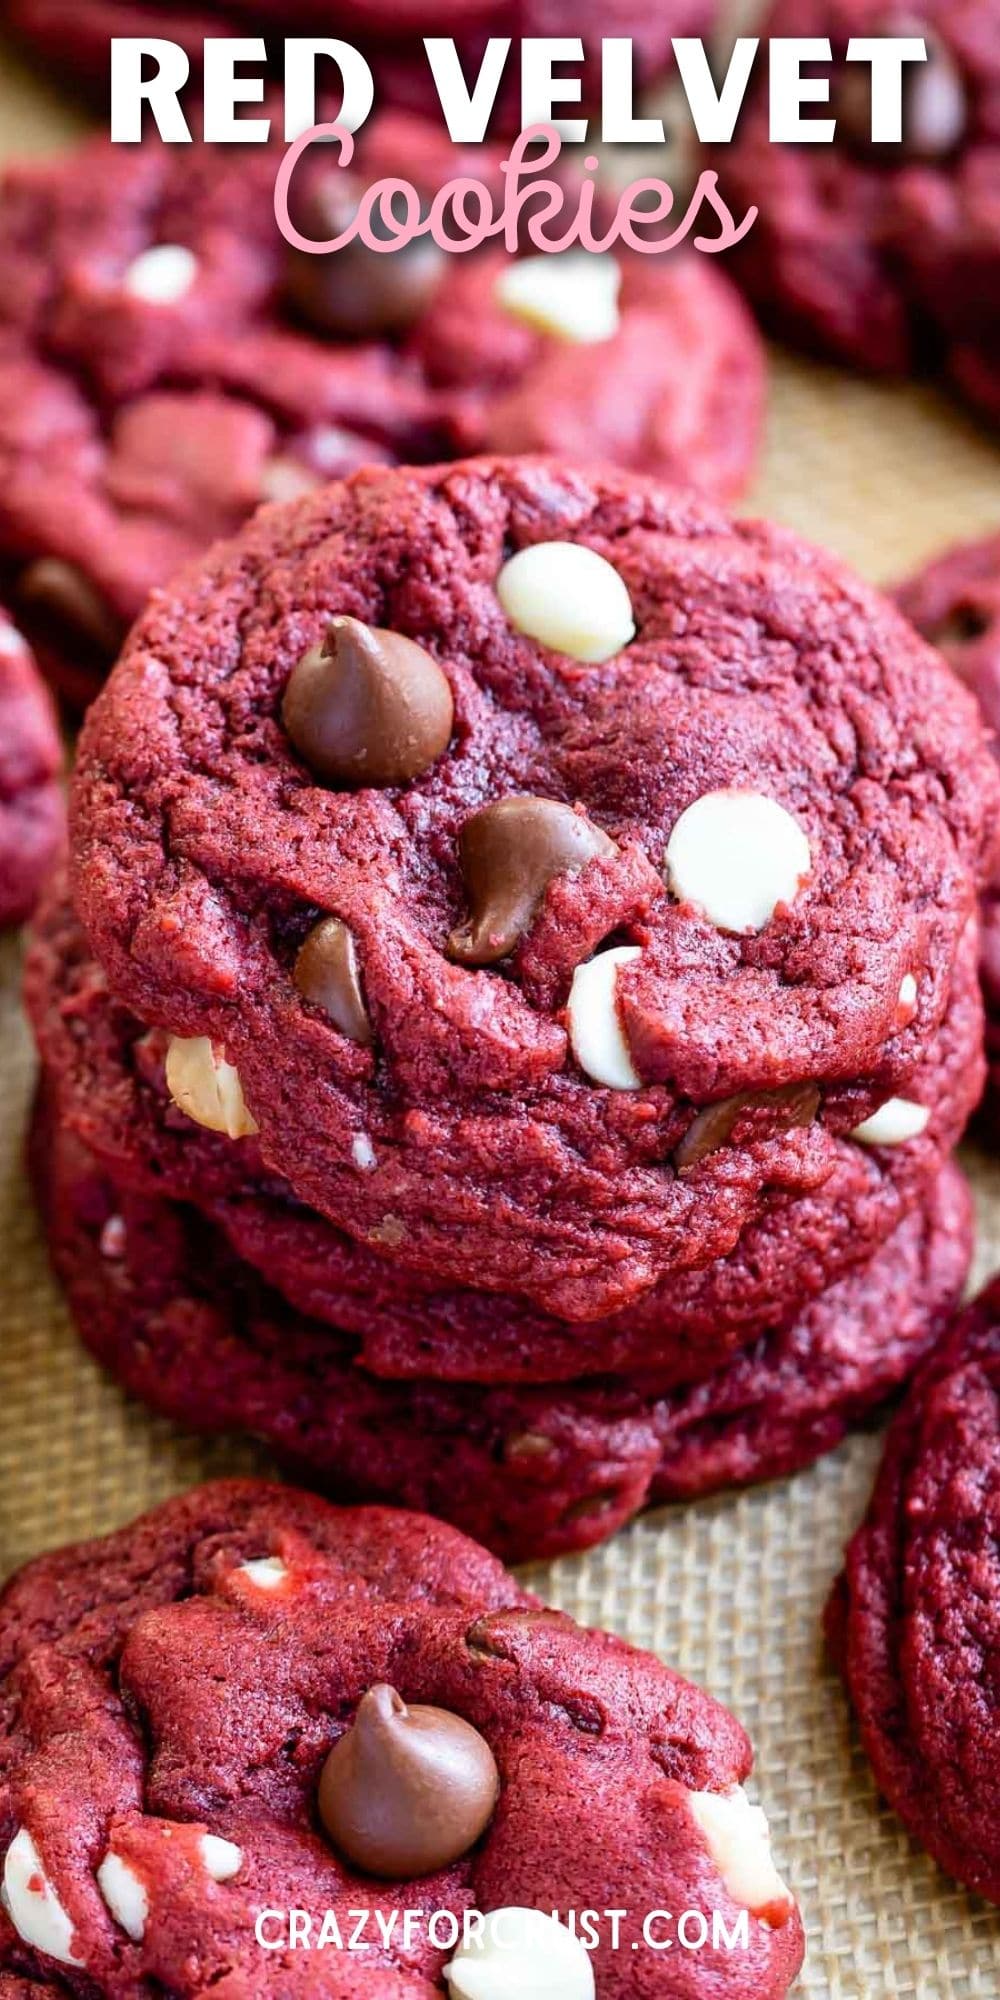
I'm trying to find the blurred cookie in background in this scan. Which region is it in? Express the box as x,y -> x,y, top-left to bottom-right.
0,0 -> 716,131
0,117 -> 765,704
719,0 -> 1000,423
31,1093 -> 972,1563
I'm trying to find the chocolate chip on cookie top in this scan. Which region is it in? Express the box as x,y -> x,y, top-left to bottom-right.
0,1481 -> 804,1995
71,458 -> 996,1320
446,1907 -> 596,1999
663,790 -> 812,934
496,540 -> 636,662
449,797 -> 617,965
285,170 -> 446,340
283,615 -> 455,786
830,1276 -> 1000,1905
896,530 -> 1000,740
25,884 -> 985,1400
318,1683 -> 499,1876
164,1037 -> 259,1139
294,915 -> 374,1042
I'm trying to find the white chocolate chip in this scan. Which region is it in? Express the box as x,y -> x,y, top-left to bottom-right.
494,252 -> 621,344
351,1132 -> 377,1171
97,1852 -> 149,1943
851,1097 -> 929,1147
165,1038 -> 259,1140
664,790 -> 811,935
258,457 -> 320,505
496,543 -> 635,665
898,974 -> 918,1010
567,945 -> 642,1091
123,244 -> 198,303
2,1830 -> 81,1967
446,1908 -> 595,2000
199,1835 -> 243,1883
100,1215 -> 127,1261
687,1786 -> 793,1925
310,424 -> 365,471
238,1556 -> 289,1590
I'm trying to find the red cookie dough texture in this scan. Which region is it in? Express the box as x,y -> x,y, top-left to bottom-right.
30,1092 -> 973,1561
0,126 -> 763,704
24,884 -> 987,1391
70,457 -> 997,1321
0,1479 -> 805,1996
828,1277 -> 1000,1905
896,529 -> 1000,1132
0,0 -> 714,127
718,0 -> 1000,421
0,612 -> 63,928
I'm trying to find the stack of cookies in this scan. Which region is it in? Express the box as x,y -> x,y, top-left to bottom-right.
26,454 -> 998,1561
0,116 -> 763,709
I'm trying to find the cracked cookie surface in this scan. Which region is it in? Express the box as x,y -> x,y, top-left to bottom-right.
31,1082 -> 972,1561
26,883 -> 986,1380
0,133 -> 761,704
71,456 -> 996,1317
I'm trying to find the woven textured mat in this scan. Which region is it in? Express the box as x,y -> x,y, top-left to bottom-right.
2,39 -> 1000,1996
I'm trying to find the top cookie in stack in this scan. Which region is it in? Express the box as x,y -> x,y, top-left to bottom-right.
30,454 -> 997,1558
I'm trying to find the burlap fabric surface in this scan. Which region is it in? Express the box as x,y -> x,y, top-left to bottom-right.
2,38 -> 1000,1996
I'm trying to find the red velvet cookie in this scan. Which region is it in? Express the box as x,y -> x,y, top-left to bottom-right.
32,1092 -> 971,1562
1,0 -> 711,127
0,120 -> 459,705
25,882 -> 986,1384
409,251 -> 764,503
719,0 -> 1000,420
0,613 -> 63,928
896,529 -> 1000,1129
0,1477 -> 805,1996
0,131 -> 763,704
1,0 -> 230,85
827,1277 -> 1000,1905
71,456 -> 996,1320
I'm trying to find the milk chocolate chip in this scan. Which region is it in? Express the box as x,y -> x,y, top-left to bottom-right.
675,1081 -> 821,1173
318,1684 -> 499,1878
286,175 -> 445,338
19,558 -> 126,660
283,617 -> 454,787
294,917 -> 372,1045
448,796 -> 617,965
